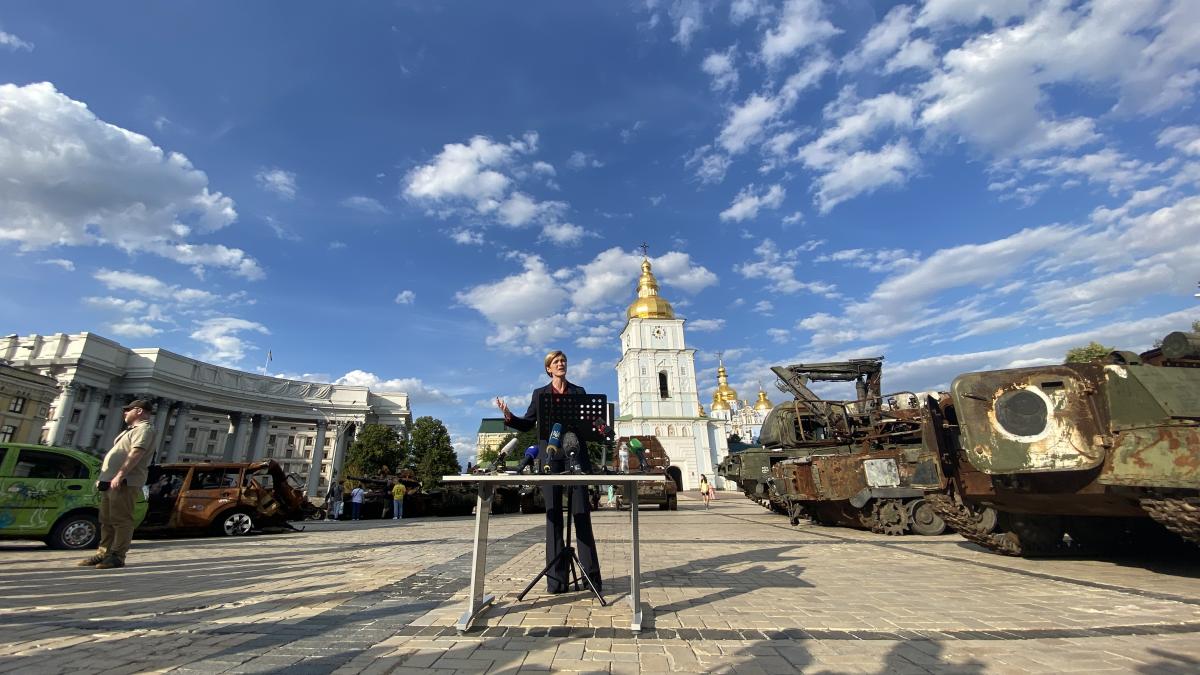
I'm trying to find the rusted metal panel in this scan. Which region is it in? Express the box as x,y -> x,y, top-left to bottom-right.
863,458 -> 900,487
810,453 -> 870,501
951,365 -> 1106,475
1100,427 -> 1200,488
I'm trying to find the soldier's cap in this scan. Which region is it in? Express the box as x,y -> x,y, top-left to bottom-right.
123,398 -> 155,412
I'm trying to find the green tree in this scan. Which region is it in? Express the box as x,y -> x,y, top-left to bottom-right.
343,424 -> 406,478
1193,319 -> 1200,333
410,416 -> 461,489
1065,341 -> 1114,363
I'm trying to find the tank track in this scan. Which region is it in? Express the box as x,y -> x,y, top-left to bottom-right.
925,494 -> 1023,556
1140,497 -> 1200,545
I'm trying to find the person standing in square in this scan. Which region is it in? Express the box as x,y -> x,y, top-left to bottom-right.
78,399 -> 157,570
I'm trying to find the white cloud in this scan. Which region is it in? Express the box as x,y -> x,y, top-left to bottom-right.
811,140 -> 919,213
702,48 -> 739,92
688,318 -> 726,332
39,258 -> 75,271
575,335 -> 609,350
328,241 -> 347,250
685,147 -> 732,184
0,28 -> 33,52
620,120 -> 646,143
887,309 -> 1198,393
718,94 -> 781,155
0,83 -> 257,279
335,369 -> 462,406
666,0 -> 705,48
754,300 -> 774,315
403,131 -> 576,237
263,215 -> 301,242
94,269 -> 218,303
532,160 -> 556,176
884,38 -> 937,74
404,132 -> 534,206
341,195 -> 390,214
841,5 -> 914,72
457,248 -> 716,354
540,222 -> 589,246
449,228 -> 485,245
394,290 -> 415,305
734,239 -> 837,296
255,168 -> 297,200
767,328 -> 790,343
719,183 -> 786,222
761,0 -> 840,65
190,317 -> 269,366
566,151 -> 604,169
109,321 -> 161,339
919,1 -> 1200,156
815,248 -> 921,273
1158,126 -> 1200,156
455,255 -> 570,351
84,296 -> 148,313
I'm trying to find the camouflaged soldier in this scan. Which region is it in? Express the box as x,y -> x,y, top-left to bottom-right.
79,398 -> 157,570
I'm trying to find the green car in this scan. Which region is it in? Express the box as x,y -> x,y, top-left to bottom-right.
0,444 -> 148,550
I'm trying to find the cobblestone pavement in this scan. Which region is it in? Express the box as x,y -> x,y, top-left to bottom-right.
3,493 -> 1200,674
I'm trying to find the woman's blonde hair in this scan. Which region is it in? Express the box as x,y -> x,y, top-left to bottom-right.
544,350 -> 567,375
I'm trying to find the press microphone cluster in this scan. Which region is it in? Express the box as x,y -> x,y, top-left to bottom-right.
563,431 -> 582,474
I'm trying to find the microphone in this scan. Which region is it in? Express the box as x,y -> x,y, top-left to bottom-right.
491,437 -> 519,472
546,422 -> 563,458
563,431 -> 581,473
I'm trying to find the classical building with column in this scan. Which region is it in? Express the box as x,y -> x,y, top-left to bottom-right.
0,332 -> 412,497
613,257 -> 731,491
0,360 -> 59,445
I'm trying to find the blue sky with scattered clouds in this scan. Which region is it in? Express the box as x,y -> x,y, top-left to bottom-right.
3,1 -> 1198,464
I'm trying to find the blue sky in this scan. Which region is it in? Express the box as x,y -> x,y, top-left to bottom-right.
2,1 -> 1198,464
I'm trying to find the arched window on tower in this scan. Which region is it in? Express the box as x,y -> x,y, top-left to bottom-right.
659,371 -> 670,399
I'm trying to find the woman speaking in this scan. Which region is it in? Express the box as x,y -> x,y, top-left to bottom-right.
496,350 -> 601,594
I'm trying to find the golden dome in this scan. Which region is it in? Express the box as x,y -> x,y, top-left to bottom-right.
710,390 -> 729,412
697,402 -> 707,418
754,386 -> 774,411
626,258 -> 675,320
715,360 -> 738,403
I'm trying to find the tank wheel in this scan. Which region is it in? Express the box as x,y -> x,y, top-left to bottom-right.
999,514 -> 1065,556
971,505 -> 999,534
788,503 -> 805,527
216,510 -> 254,537
874,500 -> 908,536
907,499 -> 947,536
668,495 -> 678,511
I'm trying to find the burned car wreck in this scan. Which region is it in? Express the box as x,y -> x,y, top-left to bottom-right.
137,460 -> 323,537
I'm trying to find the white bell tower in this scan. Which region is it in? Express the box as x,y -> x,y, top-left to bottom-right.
614,252 -> 729,490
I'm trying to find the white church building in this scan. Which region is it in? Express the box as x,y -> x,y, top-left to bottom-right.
613,257 -> 732,491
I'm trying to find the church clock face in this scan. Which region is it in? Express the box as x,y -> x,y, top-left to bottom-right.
652,327 -> 666,340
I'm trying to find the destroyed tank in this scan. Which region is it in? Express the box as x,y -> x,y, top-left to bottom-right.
926,332 -> 1200,555
743,359 -> 977,536
610,436 -> 678,510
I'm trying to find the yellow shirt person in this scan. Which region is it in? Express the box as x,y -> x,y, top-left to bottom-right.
391,482 -> 406,521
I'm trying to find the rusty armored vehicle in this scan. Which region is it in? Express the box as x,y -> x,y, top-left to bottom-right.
608,435 -> 677,510
926,331 -> 1200,555
139,460 -> 322,536
350,470 -> 476,518
732,358 -> 983,536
